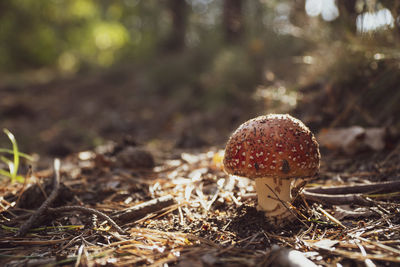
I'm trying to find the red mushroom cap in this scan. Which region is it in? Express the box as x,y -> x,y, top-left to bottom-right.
223,114 -> 320,179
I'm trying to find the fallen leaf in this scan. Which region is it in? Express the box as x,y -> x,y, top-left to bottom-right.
317,126 -> 387,154
269,245 -> 318,267
201,253 -> 218,265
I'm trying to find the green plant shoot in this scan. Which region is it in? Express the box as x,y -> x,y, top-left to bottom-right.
0,129 -> 32,183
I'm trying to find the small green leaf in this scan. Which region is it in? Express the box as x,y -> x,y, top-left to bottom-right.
0,169 -> 12,178
3,129 -> 19,181
0,148 -> 33,161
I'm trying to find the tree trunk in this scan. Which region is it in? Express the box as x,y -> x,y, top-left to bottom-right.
223,0 -> 243,43
380,0 -> 400,40
337,0 -> 357,33
289,0 -> 308,28
163,0 -> 187,51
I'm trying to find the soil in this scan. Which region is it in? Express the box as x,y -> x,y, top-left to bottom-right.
1,69 -> 400,266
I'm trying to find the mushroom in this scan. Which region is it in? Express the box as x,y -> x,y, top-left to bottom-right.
223,114 -> 320,225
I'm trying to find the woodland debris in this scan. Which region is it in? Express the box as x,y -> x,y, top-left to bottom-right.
111,195 -> 175,223
12,160 -> 126,235
47,205 -> 126,234
333,206 -> 376,220
302,190 -> 372,206
317,126 -> 387,154
305,180 -> 400,195
115,146 -> 155,169
317,206 -> 346,228
302,180 -> 400,205
1,142 -> 400,266
17,159 -> 61,237
266,245 -> 318,267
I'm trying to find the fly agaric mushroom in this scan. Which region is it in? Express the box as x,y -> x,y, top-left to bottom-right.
223,114 -> 320,225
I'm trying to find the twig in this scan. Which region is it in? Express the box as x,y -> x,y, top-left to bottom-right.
305,180 -> 400,195
302,190 -> 373,206
111,195 -> 175,223
264,183 -> 309,228
17,159 -> 61,236
47,206 -> 126,235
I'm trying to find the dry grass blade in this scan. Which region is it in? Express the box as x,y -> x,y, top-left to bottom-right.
317,206 -> 346,229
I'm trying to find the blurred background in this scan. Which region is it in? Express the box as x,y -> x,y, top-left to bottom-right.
0,0 -> 399,157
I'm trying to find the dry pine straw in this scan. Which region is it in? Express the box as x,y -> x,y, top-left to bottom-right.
0,150 -> 400,266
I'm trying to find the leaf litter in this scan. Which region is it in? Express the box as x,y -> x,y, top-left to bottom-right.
1,140 -> 400,266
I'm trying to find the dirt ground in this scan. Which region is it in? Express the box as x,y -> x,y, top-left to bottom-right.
1,70 -> 400,266
0,67 -> 258,159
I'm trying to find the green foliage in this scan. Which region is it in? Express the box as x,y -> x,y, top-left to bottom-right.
0,0 -> 161,72
0,129 -> 32,183
202,46 -> 261,107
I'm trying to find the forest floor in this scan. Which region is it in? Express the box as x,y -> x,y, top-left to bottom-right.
1,69 -> 400,266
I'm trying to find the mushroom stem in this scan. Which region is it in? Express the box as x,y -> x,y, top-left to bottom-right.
255,177 -> 294,220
